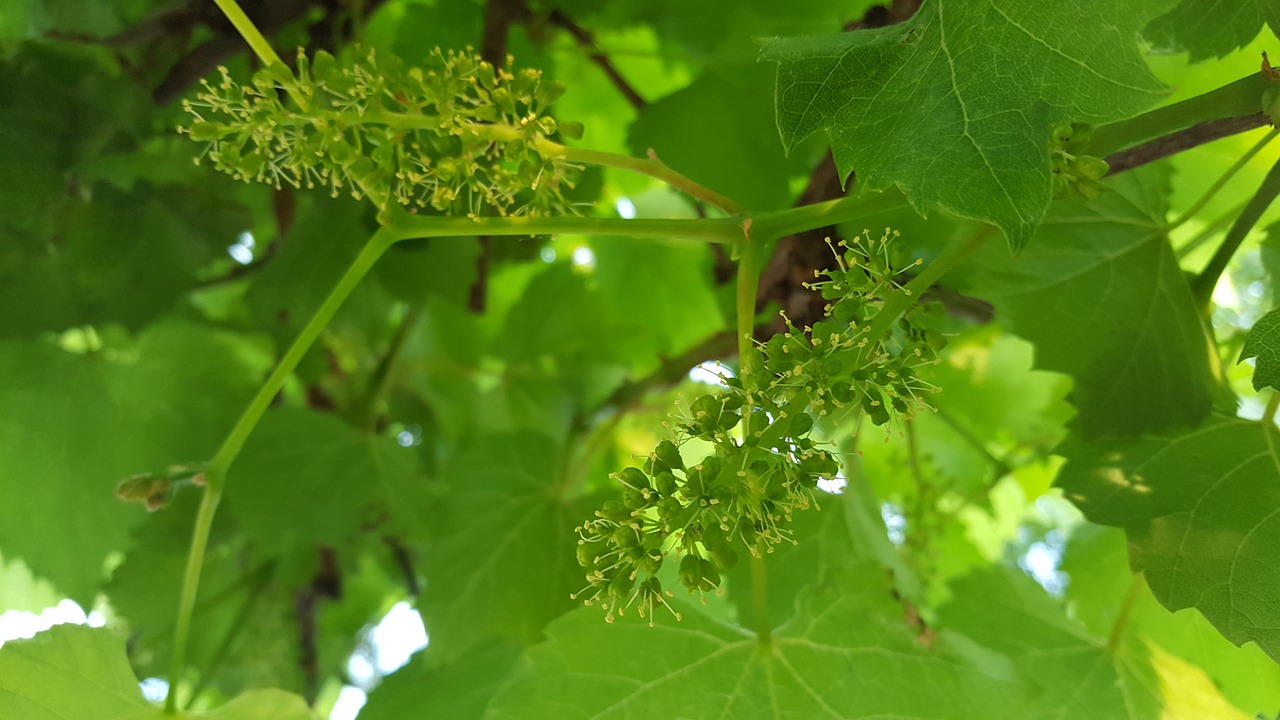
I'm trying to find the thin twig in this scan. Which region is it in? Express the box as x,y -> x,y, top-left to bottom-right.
548,10 -> 647,111
1105,114 -> 1271,175
384,535 -> 421,597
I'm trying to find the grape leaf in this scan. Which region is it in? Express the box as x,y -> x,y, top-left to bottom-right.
105,492 -> 306,697
1061,525 -> 1280,715
1240,306 -> 1280,390
761,0 -> 1169,250
225,407 -> 430,558
418,432 -> 599,661
1057,415 -> 1280,661
629,66 -> 813,211
588,234 -> 725,365
1145,0 -> 1280,61
484,566 -> 1026,720
0,321 -> 263,604
358,641 -> 522,720
939,566 -> 1250,719
0,625 -> 145,719
959,168 -> 1217,438
0,624 -> 314,719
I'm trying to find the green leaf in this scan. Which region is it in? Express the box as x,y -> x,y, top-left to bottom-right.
358,641 -> 522,720
226,407 -> 429,557
485,566 -> 1025,720
0,184 -> 246,337
1145,0 -> 1280,61
0,321 -> 264,604
960,168 -> 1217,438
629,67 -> 812,210
419,432 -> 597,661
0,625 -> 146,719
374,237 -> 480,308
939,565 -> 1252,719
1061,525 -> 1280,715
589,234 -> 725,364
1240,306 -> 1280,390
104,492 -> 305,696
0,625 -> 315,719
761,0 -> 1168,249
1057,415 -> 1280,661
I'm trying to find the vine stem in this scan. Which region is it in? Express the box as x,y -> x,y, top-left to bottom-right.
1191,156 -> 1280,308
211,0 -> 282,67
1107,573 -> 1144,653
1263,392 -> 1280,427
735,227 -> 772,645
210,0 -> 308,112
1090,69 -> 1274,157
387,208 -> 741,244
385,194 -> 898,247
1168,127 -> 1279,231
538,141 -> 746,215
164,228 -> 395,712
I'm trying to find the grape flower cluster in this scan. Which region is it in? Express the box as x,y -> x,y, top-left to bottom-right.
181,47 -> 582,218
1049,121 -> 1109,201
574,228 -> 945,624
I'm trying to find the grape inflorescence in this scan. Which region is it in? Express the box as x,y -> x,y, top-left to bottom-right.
574,229 -> 944,625
181,47 -> 582,219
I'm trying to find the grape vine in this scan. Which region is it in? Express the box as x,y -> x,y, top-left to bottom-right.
4,0 -> 1275,716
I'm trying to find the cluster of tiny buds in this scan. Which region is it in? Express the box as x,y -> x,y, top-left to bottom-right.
769,228 -> 944,433
575,227 -> 943,625
1048,122 -> 1108,202
180,46 -> 583,219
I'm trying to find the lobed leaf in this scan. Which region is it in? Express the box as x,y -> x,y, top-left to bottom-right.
1240,306 -> 1280,391
761,0 -> 1168,250
0,624 -> 314,719
960,167 -> 1217,438
419,432 -> 599,661
1144,0 -> 1280,61
1057,415 -> 1280,661
939,566 -> 1251,719
0,321 -> 263,604
484,566 -> 1027,720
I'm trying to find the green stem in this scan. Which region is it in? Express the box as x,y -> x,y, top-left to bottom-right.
1175,201 -> 1245,259
864,227 -> 995,350
735,229 -> 771,644
206,228 -> 397,485
165,481 -> 220,713
164,228 -> 395,712
389,192 -> 908,248
748,193 -> 910,240
387,208 -> 742,244
1192,156 -> 1280,308
538,141 -> 746,215
1107,573 -> 1144,652
1264,392 -> 1280,427
1169,128 -> 1279,231
212,0 -> 282,67
1091,71 -> 1273,156
211,0 -> 308,111
182,563 -> 275,710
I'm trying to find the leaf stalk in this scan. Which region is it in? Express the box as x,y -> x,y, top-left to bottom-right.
1091,70 -> 1274,157
1192,156 -> 1280,308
